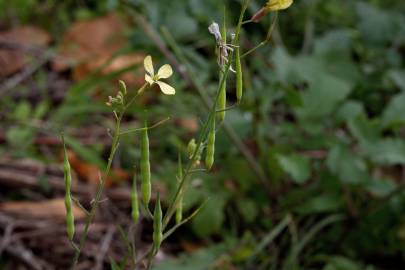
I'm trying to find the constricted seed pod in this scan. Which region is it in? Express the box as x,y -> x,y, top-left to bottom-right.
153,193 -> 163,252
218,77 -> 226,122
62,135 -> 75,241
205,117 -> 216,170
235,47 -> 243,103
140,121 -> 151,206
176,153 -> 183,224
217,10 -> 227,122
131,168 -> 140,223
65,200 -> 74,241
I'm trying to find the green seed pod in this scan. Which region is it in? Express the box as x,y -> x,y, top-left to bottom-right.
65,201 -> 74,240
187,138 -> 197,159
217,6 -> 227,122
205,117 -> 216,170
140,121 -> 151,206
217,78 -> 226,122
176,153 -> 183,224
62,135 -> 74,241
235,47 -> 243,103
153,194 -> 163,252
131,168 -> 139,224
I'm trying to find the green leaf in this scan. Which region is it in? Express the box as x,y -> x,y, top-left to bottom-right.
277,154 -> 311,184
382,92 -> 405,128
6,127 -> 34,149
192,196 -> 225,237
52,102 -> 111,123
348,114 -> 380,144
153,244 -> 227,270
33,101 -> 49,119
323,256 -> 364,270
319,52 -> 361,85
356,2 -> 397,44
166,10 -> 198,40
226,158 -> 256,192
110,258 -> 122,270
314,29 -> 353,54
294,56 -> 326,83
297,194 -> 343,214
327,144 -> 368,185
365,177 -> 397,197
236,198 -> 258,223
272,47 -> 297,83
362,138 -> 405,165
14,101 -> 31,121
335,101 -> 364,123
297,74 -> 353,120
388,70 -> 405,92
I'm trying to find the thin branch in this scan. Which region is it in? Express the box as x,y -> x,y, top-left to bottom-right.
241,11 -> 278,58
95,226 -> 116,270
120,117 -> 170,135
70,113 -> 123,269
162,199 -> 208,241
215,104 -> 238,113
247,214 -> 292,264
0,50 -> 52,95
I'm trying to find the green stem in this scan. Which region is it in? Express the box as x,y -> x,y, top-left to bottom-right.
70,84 -> 148,269
162,55 -> 233,231
241,41 -> 266,58
124,83 -> 147,111
161,29 -> 270,191
162,0 -> 251,232
242,19 -> 253,25
70,113 -> 123,269
119,117 -> 170,135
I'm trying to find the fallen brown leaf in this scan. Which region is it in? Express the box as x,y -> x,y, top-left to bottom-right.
52,13 -> 125,71
0,198 -> 86,220
73,53 -> 144,86
180,240 -> 204,253
66,149 -> 129,187
0,26 -> 50,78
52,13 -> 144,86
176,117 -> 199,133
0,25 -> 50,46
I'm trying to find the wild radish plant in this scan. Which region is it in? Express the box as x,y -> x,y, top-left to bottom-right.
62,0 -> 293,269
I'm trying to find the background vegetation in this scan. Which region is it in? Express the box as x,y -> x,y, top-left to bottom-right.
0,0 -> 404,269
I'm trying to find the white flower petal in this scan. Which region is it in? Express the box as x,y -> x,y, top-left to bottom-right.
145,74 -> 154,85
208,22 -> 222,41
144,55 -> 154,76
157,81 -> 175,95
157,64 -> 173,79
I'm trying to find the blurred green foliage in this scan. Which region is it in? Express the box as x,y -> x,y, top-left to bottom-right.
1,0 -> 405,269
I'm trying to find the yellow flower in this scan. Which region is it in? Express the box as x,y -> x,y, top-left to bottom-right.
144,55 -> 175,95
265,0 -> 293,11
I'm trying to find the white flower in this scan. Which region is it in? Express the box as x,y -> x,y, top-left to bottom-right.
144,55 -> 175,95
